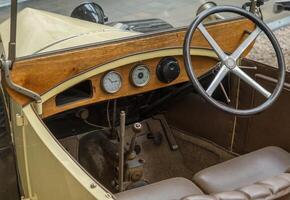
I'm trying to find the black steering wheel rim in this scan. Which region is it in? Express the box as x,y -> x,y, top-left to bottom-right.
183,5 -> 286,116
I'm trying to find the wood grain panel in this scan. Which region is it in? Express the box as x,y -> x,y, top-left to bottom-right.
42,55 -> 217,118
5,18 -> 254,105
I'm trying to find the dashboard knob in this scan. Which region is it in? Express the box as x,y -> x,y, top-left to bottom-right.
156,57 -> 180,83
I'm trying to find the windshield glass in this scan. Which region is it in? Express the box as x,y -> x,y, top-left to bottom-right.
0,0 -> 288,58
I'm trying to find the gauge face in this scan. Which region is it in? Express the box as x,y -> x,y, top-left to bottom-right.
131,65 -> 150,87
102,71 -> 122,94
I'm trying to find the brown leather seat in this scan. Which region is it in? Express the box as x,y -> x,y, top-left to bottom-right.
116,147 -> 290,200
115,177 -> 203,200
193,146 -> 290,194
184,173 -> 290,200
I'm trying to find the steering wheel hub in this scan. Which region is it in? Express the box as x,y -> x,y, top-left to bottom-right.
224,57 -> 236,69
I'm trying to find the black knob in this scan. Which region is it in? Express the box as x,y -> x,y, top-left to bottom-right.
156,57 -> 180,83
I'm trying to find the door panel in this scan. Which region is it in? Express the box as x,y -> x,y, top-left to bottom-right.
165,59 -> 290,154
233,59 -> 290,153
165,73 -> 236,149
11,101 -> 114,200
165,92 -> 235,148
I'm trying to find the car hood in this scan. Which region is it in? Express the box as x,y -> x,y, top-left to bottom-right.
0,8 -> 139,58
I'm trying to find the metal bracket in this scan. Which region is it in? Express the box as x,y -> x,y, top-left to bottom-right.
16,113 -> 27,126
242,0 -> 268,18
274,1 -> 290,13
250,0 -> 267,11
0,59 -> 42,114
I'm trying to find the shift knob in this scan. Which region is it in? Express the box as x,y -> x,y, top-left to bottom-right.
132,123 -> 142,133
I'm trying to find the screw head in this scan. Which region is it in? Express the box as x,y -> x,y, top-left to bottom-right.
90,183 -> 97,189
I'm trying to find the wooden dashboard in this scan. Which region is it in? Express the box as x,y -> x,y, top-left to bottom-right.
42,54 -> 218,117
4,18 -> 255,118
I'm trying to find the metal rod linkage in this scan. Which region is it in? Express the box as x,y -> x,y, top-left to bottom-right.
118,111 -> 126,192
8,0 -> 18,64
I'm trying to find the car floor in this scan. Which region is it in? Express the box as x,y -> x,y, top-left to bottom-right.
139,126 -> 235,184
65,116 -> 235,193
139,129 -> 193,183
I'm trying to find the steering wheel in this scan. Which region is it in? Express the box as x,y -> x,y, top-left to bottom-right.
183,6 -> 286,116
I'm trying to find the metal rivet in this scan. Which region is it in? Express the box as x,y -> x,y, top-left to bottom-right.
90,183 -> 97,189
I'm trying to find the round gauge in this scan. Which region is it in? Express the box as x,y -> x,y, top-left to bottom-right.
102,71 -> 122,94
130,65 -> 151,87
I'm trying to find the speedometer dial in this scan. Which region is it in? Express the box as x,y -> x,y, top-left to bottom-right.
130,64 -> 150,87
102,71 -> 122,94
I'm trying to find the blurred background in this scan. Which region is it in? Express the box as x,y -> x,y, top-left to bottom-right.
0,0 -> 288,25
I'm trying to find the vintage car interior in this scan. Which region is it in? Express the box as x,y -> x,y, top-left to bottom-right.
1,0 -> 290,200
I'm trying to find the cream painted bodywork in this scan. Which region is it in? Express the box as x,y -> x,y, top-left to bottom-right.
10,100 -> 115,200
0,8 -> 139,58
8,48 -> 217,200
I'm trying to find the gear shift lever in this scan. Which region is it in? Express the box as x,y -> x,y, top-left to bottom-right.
127,123 -> 142,160
118,111 -> 126,192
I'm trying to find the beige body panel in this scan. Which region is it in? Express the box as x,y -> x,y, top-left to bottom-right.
0,8 -> 139,58
10,99 -> 115,200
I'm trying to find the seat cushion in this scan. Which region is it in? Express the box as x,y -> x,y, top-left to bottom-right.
193,146 -> 290,194
115,177 -> 203,200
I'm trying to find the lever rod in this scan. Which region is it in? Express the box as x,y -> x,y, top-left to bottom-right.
219,83 -> 231,103
8,0 -> 18,63
118,111 -> 126,192
239,66 -> 258,70
126,123 -> 142,160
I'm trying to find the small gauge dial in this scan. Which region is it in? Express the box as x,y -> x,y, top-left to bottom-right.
131,65 -> 150,87
102,71 -> 122,94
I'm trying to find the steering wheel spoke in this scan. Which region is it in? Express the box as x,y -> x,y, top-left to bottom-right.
198,24 -> 228,61
232,67 -> 271,98
231,27 -> 262,60
184,6 -> 285,115
206,65 -> 229,96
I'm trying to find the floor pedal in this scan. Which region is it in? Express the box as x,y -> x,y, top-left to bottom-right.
153,115 -> 179,151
